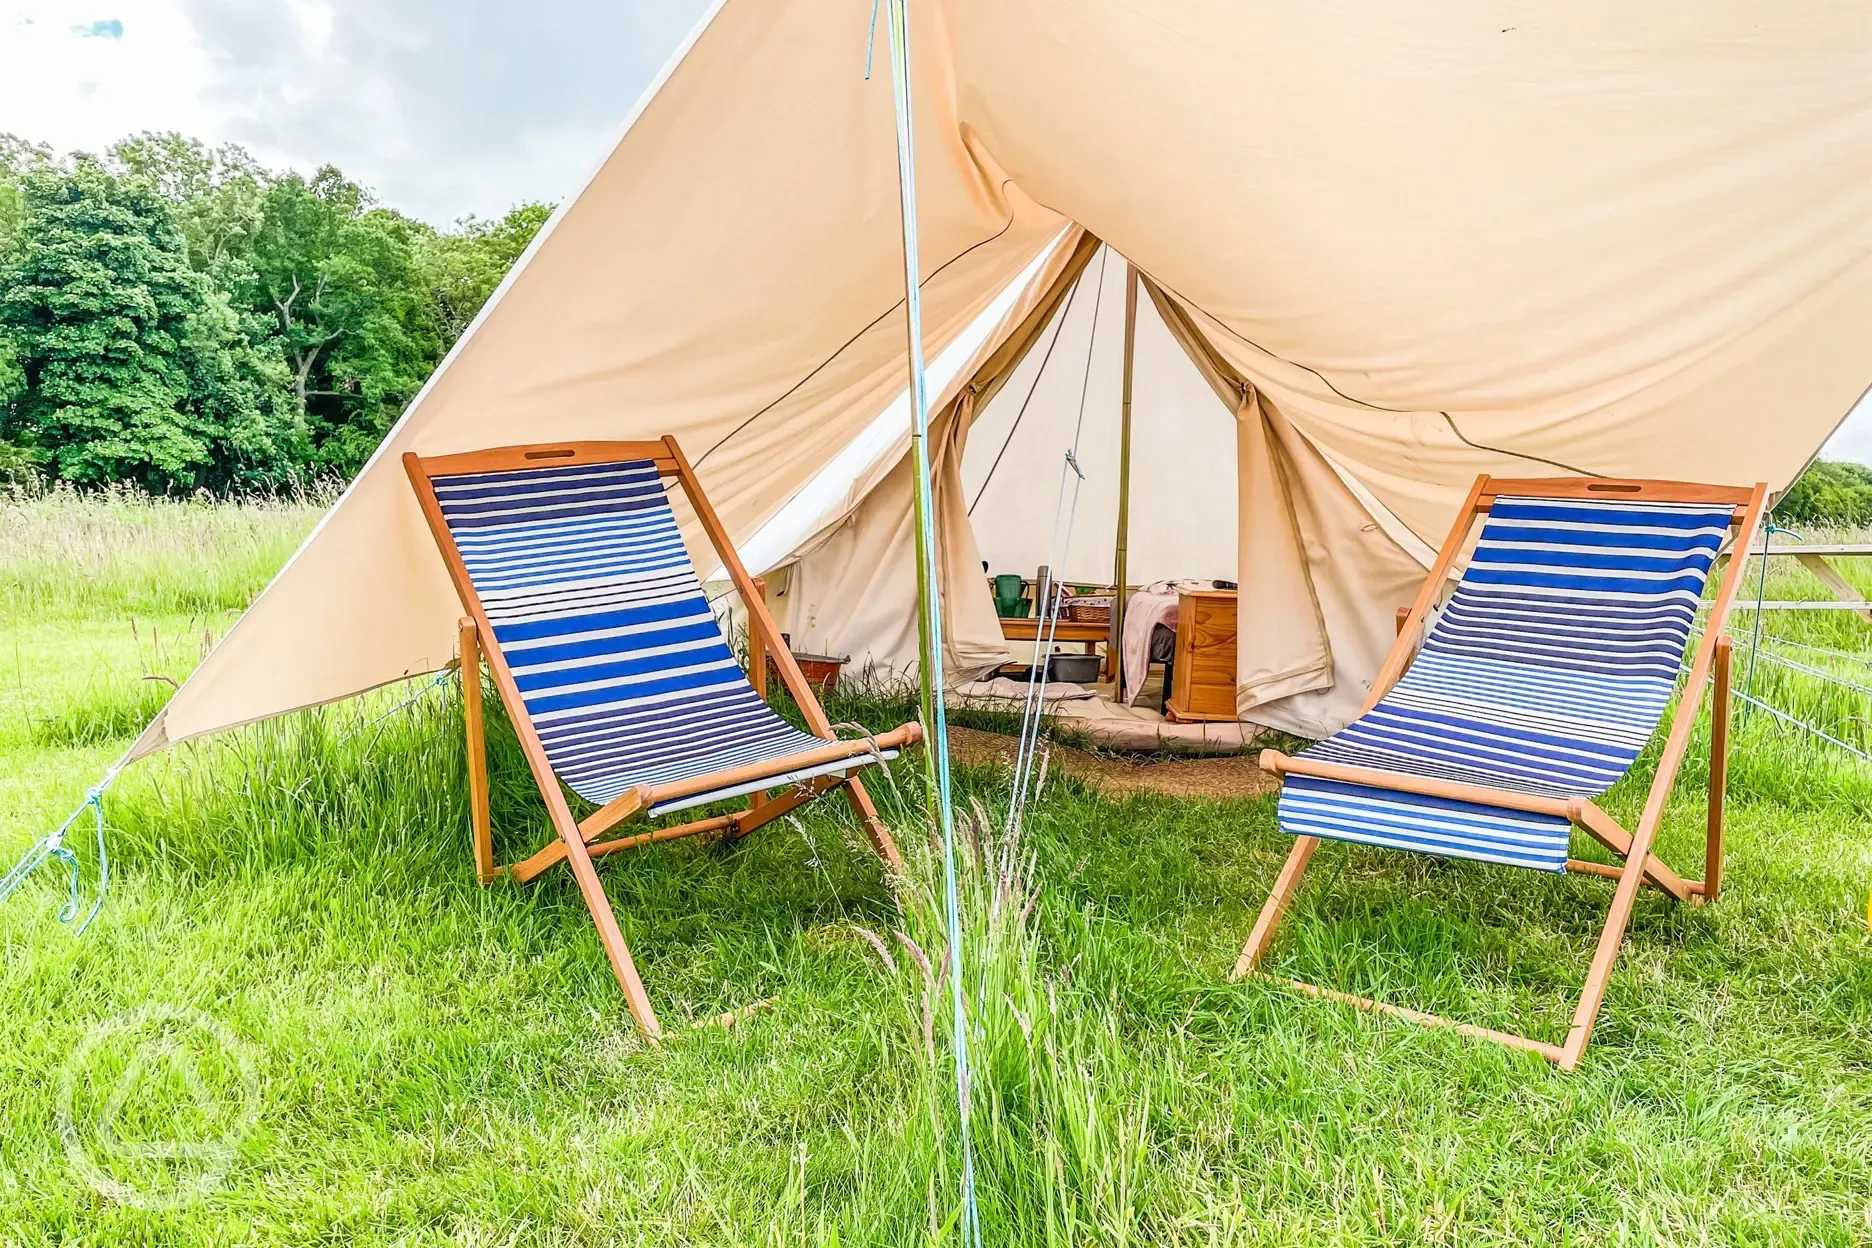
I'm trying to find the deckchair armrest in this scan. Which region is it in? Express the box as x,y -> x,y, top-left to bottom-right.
1259,750 -> 1581,821
578,722 -> 924,841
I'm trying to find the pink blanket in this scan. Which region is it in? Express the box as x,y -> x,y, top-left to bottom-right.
1121,579 -> 1216,705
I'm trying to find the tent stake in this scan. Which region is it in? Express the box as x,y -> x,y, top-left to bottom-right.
882,3 -> 979,1243
1111,262 -> 1138,692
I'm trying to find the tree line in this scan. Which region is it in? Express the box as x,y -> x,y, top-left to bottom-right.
6,131 -> 1866,516
0,132 -> 549,493
1775,458 -> 1872,529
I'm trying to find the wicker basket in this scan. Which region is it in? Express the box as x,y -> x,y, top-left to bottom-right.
1064,597 -> 1113,625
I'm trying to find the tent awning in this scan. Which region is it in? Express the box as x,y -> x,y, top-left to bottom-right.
131,0 -> 1872,758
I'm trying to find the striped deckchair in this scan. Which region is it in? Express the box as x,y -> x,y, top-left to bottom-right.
1237,475 -> 1767,1069
404,439 -> 920,1040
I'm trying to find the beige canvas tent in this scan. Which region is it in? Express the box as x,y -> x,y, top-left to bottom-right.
129,0 -> 1872,759
765,240 -> 1251,696
955,245 -> 1240,591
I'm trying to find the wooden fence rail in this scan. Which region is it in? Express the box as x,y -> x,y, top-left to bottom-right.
1728,540 -> 1872,621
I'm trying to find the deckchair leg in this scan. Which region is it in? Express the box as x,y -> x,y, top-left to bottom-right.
745,580 -> 770,825
1705,636 -> 1732,903
733,775 -> 849,839
1569,802 -> 1695,904
1232,835 -> 1319,980
1558,819 -> 1660,1069
842,777 -> 903,873
460,619 -> 495,884
555,817 -> 662,1041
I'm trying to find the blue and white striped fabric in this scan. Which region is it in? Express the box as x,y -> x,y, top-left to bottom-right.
1278,495 -> 1733,871
433,458 -> 872,811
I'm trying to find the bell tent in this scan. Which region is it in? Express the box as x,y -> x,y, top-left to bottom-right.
125,0 -> 1871,758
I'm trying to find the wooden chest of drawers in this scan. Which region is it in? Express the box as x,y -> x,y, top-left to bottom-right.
1165,589 -> 1238,722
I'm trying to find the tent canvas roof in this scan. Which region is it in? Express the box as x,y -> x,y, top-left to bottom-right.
131,0 -> 1872,757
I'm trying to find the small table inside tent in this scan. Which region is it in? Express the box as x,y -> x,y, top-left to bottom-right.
998,617 -> 1114,680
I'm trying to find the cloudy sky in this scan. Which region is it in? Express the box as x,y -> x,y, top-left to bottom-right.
1,0 -> 1867,461
0,0 -> 711,223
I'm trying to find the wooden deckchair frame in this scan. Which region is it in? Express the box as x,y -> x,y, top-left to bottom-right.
404,437 -> 917,1041
1234,474 -> 1768,1069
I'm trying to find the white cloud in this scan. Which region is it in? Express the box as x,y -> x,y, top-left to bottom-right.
0,0 -> 712,223
1821,389 -> 1872,467
176,0 -> 712,222
0,2 -> 218,157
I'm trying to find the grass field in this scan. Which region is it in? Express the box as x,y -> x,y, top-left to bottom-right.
2,492 -> 1871,1246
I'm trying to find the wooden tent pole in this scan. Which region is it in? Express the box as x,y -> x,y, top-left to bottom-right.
1111,262 -> 1138,689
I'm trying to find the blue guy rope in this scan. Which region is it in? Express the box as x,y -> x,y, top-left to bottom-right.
878,2 -> 981,1244
0,758 -> 124,936
864,0 -> 882,80
338,669 -> 454,744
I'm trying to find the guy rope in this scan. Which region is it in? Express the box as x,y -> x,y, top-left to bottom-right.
873,1 -> 981,1240
0,755 -> 124,935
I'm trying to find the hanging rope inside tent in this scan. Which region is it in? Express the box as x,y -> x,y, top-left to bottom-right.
1007,250 -> 1109,833
968,262 -> 1090,515
1007,449 -> 1088,826
0,756 -> 125,936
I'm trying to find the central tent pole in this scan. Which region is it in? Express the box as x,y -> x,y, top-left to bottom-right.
1111,262 -> 1138,692
882,2 -> 979,1242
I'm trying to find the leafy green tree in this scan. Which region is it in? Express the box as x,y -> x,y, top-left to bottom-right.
0,436 -> 45,490
0,163 -> 296,490
0,302 -> 24,428
0,135 -> 56,434
0,133 -> 55,255
107,131 -> 269,272
422,202 -> 551,344
1777,459 -> 1872,528
243,167 -> 440,474
0,327 -> 25,412
0,130 -> 554,491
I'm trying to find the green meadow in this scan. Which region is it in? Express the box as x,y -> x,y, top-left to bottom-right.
2,492 -> 1870,1245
